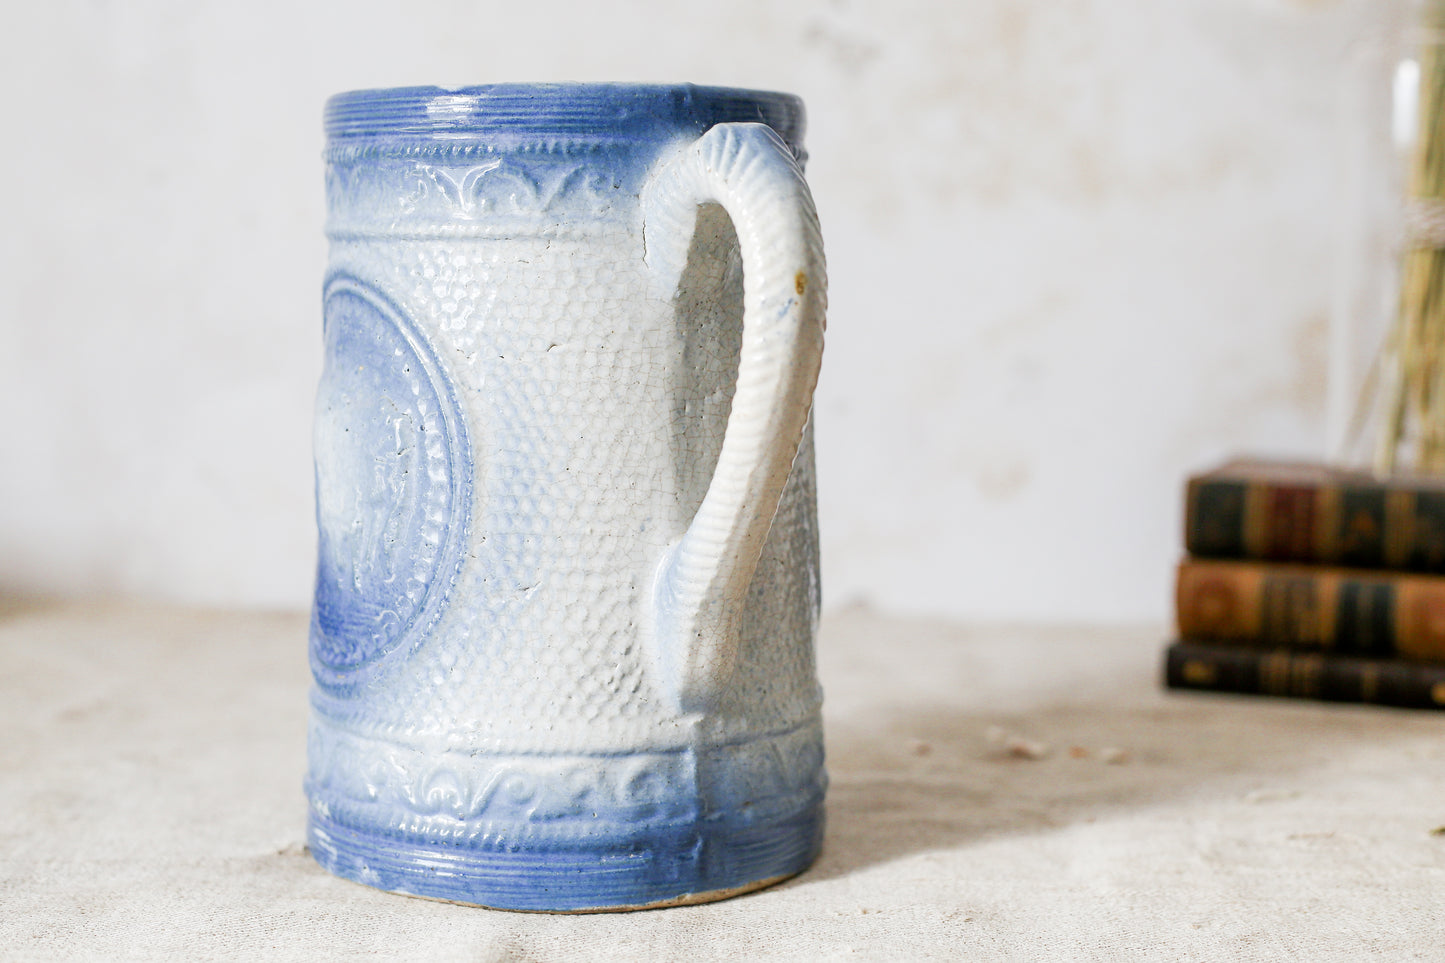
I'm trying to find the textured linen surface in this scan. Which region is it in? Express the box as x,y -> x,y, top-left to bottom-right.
3,600 -> 1444,961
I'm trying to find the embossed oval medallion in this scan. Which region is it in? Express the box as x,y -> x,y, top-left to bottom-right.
310,277 -> 471,695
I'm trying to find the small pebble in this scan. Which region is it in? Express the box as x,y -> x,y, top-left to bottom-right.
985,725 -> 1049,760
1005,737 -> 1049,760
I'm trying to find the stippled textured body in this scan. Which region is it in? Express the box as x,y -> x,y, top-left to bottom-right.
306,85 -> 827,911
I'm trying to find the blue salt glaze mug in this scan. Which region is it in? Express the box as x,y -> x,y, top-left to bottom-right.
306,84 -> 827,911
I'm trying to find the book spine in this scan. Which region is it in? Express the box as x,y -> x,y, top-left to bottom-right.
1175,559 -> 1445,660
1183,476 -> 1445,571
1164,641 -> 1445,709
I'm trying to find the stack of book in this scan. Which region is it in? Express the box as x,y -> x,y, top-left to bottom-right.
1165,459 -> 1445,709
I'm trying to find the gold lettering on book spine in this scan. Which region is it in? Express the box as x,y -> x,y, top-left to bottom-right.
1261,652 -> 1291,695
1261,570 -> 1323,647
1290,654 -> 1323,698
1385,490 -> 1416,569
1178,563 -> 1247,639
1315,569 -> 1342,651
1181,659 -> 1217,686
1360,664 -> 1380,703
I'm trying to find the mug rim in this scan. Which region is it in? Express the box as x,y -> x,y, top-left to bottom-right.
324,83 -> 806,148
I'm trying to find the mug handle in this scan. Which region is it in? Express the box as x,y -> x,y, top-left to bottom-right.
644,122 -> 827,712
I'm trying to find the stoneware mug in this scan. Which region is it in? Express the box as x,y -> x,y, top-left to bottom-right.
306,84 -> 827,912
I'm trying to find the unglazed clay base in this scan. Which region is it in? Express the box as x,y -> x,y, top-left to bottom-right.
374,871 -> 800,914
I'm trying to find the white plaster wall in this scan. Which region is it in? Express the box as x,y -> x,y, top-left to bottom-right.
0,0 -> 1395,621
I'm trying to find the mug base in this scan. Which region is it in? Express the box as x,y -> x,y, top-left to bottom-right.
306,803 -> 824,913
343,869 -> 796,914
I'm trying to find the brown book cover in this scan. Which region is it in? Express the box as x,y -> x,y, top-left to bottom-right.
1165,640 -> 1445,709
1175,558 -> 1445,661
1184,458 -> 1445,572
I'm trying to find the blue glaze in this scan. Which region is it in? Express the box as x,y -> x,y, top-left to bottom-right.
309,787 -> 824,911
310,277 -> 472,696
309,83 -> 826,911
325,83 -> 806,155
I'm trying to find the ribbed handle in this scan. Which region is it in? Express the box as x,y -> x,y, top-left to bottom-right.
643,123 -> 827,712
